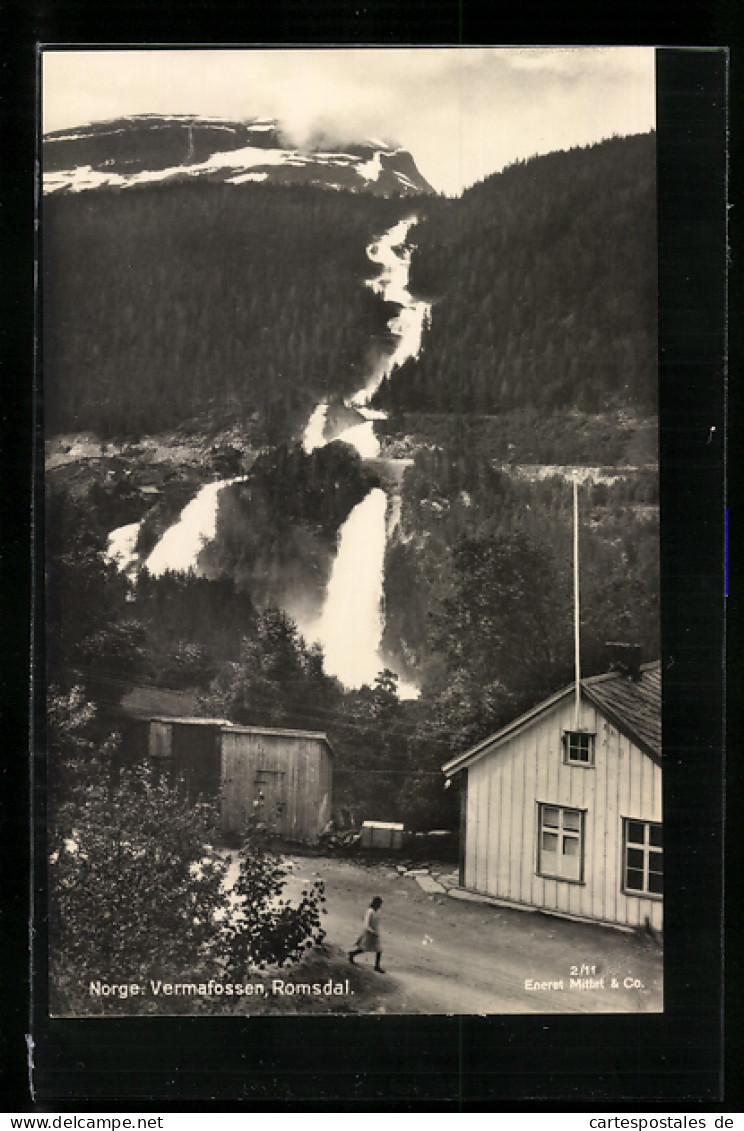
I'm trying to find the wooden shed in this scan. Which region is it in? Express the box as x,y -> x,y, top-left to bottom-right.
442,661 -> 662,932
147,717 -> 333,844
220,725 -> 333,843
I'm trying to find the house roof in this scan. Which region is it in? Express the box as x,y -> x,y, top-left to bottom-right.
582,662 -> 661,761
442,661 -> 661,777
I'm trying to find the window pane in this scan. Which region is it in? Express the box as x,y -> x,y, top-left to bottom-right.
649,824 -> 663,848
648,871 -> 663,895
563,809 -> 581,832
649,850 -> 663,875
540,804 -> 584,880
626,868 -> 644,891
564,854 -> 581,881
565,732 -> 593,762
627,847 -> 644,870
627,821 -> 645,844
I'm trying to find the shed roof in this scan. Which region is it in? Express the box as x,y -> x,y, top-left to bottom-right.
119,686 -> 199,719
442,660 -> 661,777
217,724 -> 334,753
150,716 -> 232,727
147,716 -> 335,754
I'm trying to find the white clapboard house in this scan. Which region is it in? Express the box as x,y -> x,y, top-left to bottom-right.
442,651 -> 662,932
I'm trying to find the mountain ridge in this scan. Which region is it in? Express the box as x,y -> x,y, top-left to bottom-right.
43,114 -> 435,197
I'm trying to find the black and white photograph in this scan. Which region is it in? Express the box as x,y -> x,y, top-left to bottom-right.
42,46 -> 666,1020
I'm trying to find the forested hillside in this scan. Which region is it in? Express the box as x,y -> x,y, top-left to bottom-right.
43,181 -> 407,439
373,132 -> 657,416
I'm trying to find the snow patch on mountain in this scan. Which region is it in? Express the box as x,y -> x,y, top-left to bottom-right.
226,171 -> 269,184
356,150 -> 383,182
42,115 -> 435,197
44,165 -> 129,193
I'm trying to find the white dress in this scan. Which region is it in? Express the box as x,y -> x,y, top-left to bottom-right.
355,907 -> 381,951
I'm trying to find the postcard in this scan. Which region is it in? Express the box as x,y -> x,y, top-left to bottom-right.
39,48 -> 699,1036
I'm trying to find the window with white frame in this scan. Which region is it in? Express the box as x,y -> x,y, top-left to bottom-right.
537,803 -> 584,883
562,730 -> 595,766
623,819 -> 663,897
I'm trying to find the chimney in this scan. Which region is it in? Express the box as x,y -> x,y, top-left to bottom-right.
605,642 -> 643,682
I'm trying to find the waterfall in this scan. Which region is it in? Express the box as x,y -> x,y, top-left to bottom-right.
145,477 -> 241,576
298,217 -> 428,694
332,419 -> 380,458
302,403 -> 329,454
304,216 -> 430,457
309,488 -> 388,688
350,217 -> 430,407
105,521 -> 142,573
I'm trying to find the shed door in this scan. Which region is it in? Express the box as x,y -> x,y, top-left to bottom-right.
149,721 -> 172,760
254,769 -> 286,836
172,725 -> 221,800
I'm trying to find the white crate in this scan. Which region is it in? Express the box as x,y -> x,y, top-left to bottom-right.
360,821 -> 404,849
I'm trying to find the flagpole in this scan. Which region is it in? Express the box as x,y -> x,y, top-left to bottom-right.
573,474 -> 581,729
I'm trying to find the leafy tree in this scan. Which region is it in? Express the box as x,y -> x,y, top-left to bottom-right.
47,684 -> 98,762
200,607 -> 340,731
131,572 -> 257,686
221,825 -> 326,974
329,670 -> 418,824
46,489 -> 146,712
50,757 -> 230,1012
415,671 -> 514,762
159,641 -> 214,689
50,751 -> 327,1014
432,533 -> 574,701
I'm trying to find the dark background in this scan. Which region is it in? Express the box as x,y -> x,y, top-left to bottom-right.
1,3 -> 737,1112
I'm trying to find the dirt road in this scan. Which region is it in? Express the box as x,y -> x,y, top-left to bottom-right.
274,853 -> 663,1015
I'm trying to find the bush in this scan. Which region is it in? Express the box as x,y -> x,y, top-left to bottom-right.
50,759 -> 229,1010
50,752 -> 327,1014
220,825 -> 326,974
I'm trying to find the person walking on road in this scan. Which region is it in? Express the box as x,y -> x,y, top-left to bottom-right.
349,896 -> 385,973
